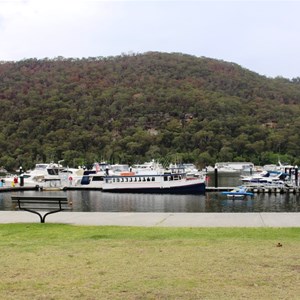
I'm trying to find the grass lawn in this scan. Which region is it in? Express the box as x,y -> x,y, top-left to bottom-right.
0,224 -> 299,299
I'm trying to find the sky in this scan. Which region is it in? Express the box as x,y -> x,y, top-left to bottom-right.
0,0 -> 300,79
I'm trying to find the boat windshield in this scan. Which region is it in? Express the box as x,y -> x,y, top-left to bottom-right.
35,164 -> 48,170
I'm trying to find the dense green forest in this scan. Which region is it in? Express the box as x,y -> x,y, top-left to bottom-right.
1,52 -> 300,171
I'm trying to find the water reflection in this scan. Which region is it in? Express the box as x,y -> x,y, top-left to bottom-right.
1,172 -> 299,212
68,190 -> 207,212
1,190 -> 299,212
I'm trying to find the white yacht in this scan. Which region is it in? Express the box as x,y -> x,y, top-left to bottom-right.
5,163 -> 83,188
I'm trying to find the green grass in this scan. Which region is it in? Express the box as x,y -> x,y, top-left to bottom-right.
1,225 -> 300,299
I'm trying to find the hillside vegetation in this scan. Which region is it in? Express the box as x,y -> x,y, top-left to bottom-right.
1,52 -> 300,171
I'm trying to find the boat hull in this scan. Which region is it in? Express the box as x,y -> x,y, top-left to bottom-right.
222,192 -> 254,196
103,182 -> 206,194
103,185 -> 205,194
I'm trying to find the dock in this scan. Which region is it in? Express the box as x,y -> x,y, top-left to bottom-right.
207,186 -> 300,194
0,185 -> 39,193
246,186 -> 300,194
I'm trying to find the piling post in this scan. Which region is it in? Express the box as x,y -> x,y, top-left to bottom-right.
19,174 -> 24,186
295,165 -> 298,186
214,167 -> 218,188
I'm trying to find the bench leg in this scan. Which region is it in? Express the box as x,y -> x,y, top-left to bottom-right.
18,208 -> 64,223
20,208 -> 44,223
42,209 -> 63,223
17,200 -> 66,223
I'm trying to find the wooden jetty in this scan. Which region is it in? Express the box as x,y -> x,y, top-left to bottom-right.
246,186 -> 300,194
207,186 -> 300,194
0,185 -> 40,193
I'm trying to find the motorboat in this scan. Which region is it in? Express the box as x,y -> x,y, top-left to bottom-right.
4,163 -> 62,187
59,167 -> 85,187
5,163 -> 84,188
222,186 -> 254,199
131,160 -> 163,175
207,162 -> 255,173
72,162 -> 127,189
74,170 -> 106,189
175,163 -> 204,178
241,170 -> 289,187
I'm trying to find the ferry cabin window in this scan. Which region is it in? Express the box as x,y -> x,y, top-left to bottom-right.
92,176 -> 104,181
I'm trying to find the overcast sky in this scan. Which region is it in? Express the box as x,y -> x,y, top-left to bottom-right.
0,0 -> 299,78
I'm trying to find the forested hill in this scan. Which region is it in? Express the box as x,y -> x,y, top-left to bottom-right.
1,52 -> 300,171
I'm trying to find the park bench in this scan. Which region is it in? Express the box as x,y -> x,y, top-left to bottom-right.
11,195 -> 72,223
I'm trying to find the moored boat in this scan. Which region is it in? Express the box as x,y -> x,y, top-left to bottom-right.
5,163 -> 84,189
4,163 -> 64,188
241,170 -> 290,187
102,167 -> 206,194
207,162 -> 255,173
222,186 -> 254,199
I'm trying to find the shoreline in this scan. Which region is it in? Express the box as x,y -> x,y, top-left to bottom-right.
0,211 -> 299,227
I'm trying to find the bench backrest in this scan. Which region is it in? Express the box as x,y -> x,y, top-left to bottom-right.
12,196 -> 68,201
11,196 -> 70,207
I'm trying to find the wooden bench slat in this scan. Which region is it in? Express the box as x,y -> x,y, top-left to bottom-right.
12,200 -> 69,204
19,206 -> 71,210
11,196 -> 68,201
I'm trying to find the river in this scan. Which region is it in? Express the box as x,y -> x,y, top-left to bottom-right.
0,173 -> 299,212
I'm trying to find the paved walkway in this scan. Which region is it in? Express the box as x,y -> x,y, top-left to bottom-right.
0,211 -> 299,227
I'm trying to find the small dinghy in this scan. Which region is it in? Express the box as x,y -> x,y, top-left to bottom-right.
222,186 -> 254,199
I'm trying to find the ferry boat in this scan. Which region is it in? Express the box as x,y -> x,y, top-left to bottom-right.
102,167 -> 206,194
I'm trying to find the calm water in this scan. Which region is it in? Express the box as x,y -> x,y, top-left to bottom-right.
1,174 -> 299,212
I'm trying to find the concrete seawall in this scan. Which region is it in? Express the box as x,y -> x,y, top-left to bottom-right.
1,211 -> 299,227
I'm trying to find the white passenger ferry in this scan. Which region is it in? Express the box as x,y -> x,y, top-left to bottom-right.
102,167 -> 206,194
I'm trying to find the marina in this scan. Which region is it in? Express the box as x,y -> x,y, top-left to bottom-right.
1,161 -> 300,214
1,172 -> 299,213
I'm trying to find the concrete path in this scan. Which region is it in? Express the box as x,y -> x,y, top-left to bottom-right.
0,211 -> 299,227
